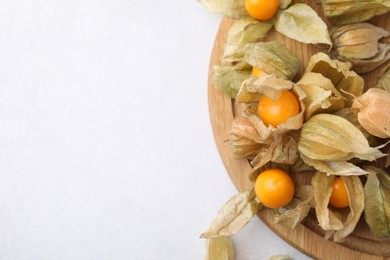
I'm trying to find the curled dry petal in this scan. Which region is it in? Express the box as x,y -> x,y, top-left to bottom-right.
312,172 -> 364,242
272,185 -> 314,229
298,113 -> 385,162
352,88 -> 390,138
201,189 -> 260,239
305,52 -> 364,106
205,237 -> 235,260
297,72 -> 344,120
321,0 -> 390,26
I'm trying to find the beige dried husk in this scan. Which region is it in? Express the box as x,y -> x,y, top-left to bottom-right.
352,88 -> 390,138
297,72 -> 345,120
244,42 -> 300,80
305,52 -> 364,106
201,189 -> 260,239
331,23 -> 390,60
205,237 -> 235,260
321,0 -> 390,26
230,73 -> 307,173
298,113 -> 385,162
376,64 -> 390,92
272,185 -> 314,229
364,166 -> 390,239
312,172 -> 364,242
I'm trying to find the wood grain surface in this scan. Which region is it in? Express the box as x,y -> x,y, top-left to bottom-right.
208,4 -> 390,260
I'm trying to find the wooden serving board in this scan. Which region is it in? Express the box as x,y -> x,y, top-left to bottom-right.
208,4 -> 390,260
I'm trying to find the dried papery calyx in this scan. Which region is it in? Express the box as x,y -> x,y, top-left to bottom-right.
352,88 -> 390,138
331,23 -> 390,60
375,65 -> 390,93
321,0 -> 390,26
297,72 -> 344,120
305,52 -> 364,106
312,172 -> 364,242
298,113 -> 385,162
205,237 -> 235,260
244,41 -> 301,80
364,167 -> 390,239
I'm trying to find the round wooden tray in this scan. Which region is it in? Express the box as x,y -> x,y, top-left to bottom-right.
208,4 -> 390,260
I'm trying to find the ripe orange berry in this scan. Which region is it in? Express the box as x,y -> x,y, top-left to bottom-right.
252,67 -> 263,77
257,90 -> 300,127
254,168 -> 294,208
245,0 -> 280,21
329,177 -> 349,208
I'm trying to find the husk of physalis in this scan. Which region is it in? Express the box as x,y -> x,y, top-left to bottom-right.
298,113 -> 386,176
305,52 -> 364,106
364,166 -> 390,239
272,185 -> 314,229
230,73 -> 306,175
331,23 -> 390,60
312,172 -> 364,242
297,72 -> 345,120
375,65 -> 390,92
352,88 -> 390,138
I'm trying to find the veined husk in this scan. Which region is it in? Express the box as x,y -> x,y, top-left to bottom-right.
352,88 -> 390,138
331,23 -> 390,60
375,64 -> 390,92
244,42 -> 301,80
197,0 -> 249,18
338,43 -> 390,74
222,19 -> 273,64
212,62 -> 252,98
236,73 -> 306,131
274,4 -> 332,46
335,108 -> 379,146
297,72 -> 345,120
298,113 -> 385,162
305,52 -> 364,106
312,172 -> 364,242
364,166 -> 390,239
201,189 -> 260,239
230,115 -> 300,178
272,185 -> 314,229
205,237 -> 235,260
321,0 -> 390,26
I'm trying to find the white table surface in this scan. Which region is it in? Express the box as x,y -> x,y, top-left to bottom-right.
0,1 -> 312,259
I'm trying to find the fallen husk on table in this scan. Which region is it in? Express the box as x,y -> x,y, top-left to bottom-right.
352,88 -> 390,138
321,0 -> 390,26
331,23 -> 390,60
305,52 -> 364,106
205,236 -> 235,260
201,189 -> 260,239
197,0 -> 248,18
272,185 -> 314,229
364,167 -> 390,239
312,172 -> 364,242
